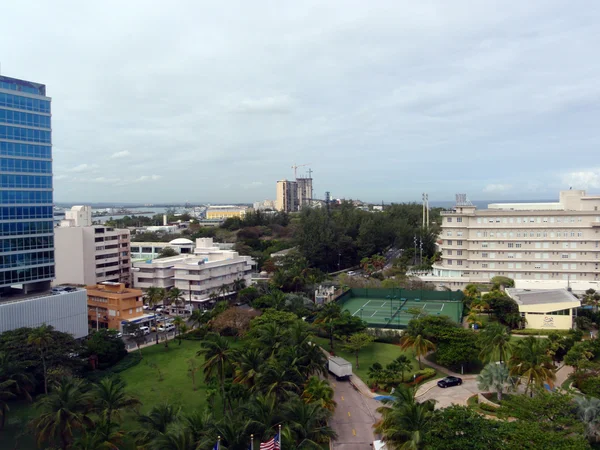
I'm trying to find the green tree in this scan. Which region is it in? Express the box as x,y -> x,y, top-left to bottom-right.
576,396 -> 600,443
231,347 -> 264,387
133,403 -> 181,446
31,377 -> 93,449
172,316 -> 185,345
302,377 -> 336,411
390,355 -> 412,383
314,302 -> 342,351
187,358 -> 200,391
399,334 -> 435,370
84,329 -> 127,369
197,333 -> 232,414
283,397 -> 337,447
0,378 -> 16,430
27,324 -> 54,394
157,247 -> 179,259
479,322 -> 512,364
92,377 -> 140,423
509,337 -> 555,396
477,362 -> 512,402
167,288 -> 186,310
343,332 -> 375,369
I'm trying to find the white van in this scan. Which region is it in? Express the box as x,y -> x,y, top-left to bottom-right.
139,326 -> 151,336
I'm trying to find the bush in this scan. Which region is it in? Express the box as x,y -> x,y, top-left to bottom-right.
479,401 -> 499,412
182,327 -> 209,341
407,368 -> 436,385
576,376 -> 600,397
512,329 -> 570,336
368,328 -> 401,344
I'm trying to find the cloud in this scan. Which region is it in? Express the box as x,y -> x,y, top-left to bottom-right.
561,169 -> 600,189
54,174 -> 68,181
133,175 -> 162,182
241,181 -> 264,189
70,164 -> 98,173
483,184 -> 512,193
110,150 -> 131,159
233,96 -> 294,114
89,177 -> 120,184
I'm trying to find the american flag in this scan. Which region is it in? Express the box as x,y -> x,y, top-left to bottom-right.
259,433 -> 280,450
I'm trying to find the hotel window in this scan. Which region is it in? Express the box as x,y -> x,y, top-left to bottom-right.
508,243 -> 514,248
550,217 -> 555,223
562,263 -> 569,269
482,242 -> 488,248
517,218 -> 522,223
503,218 -> 507,223
562,253 -> 569,258
483,232 -> 488,237
517,232 -> 521,237
543,253 -> 549,259
457,240 -> 463,246
571,242 -> 577,248
447,217 -> 452,222
550,232 -> 555,238
515,243 -> 522,248
482,263 -> 488,268
477,218 -> 482,224
477,232 -> 482,237
571,264 -> 577,270
508,263 -> 514,269
516,253 -> 522,258
447,250 -> 453,255
543,217 -> 548,223
508,253 -> 515,258
535,253 -> 541,259
490,232 -> 495,237
578,232 -> 583,237
482,252 -> 488,258
570,232 -> 575,237
530,218 -> 535,223
543,242 -> 549,248
543,232 -> 548,237
447,240 -> 453,245
557,218 -> 562,223
509,232 -> 514,238
563,243 -> 570,248
535,263 -> 541,269
446,231 -> 452,237
457,260 -> 463,265
543,263 -> 549,269
489,253 -> 496,259
496,218 -> 501,223
516,263 -> 522,268
457,250 -> 463,255
537,218 -> 541,223
457,231 -> 463,237
535,243 -> 541,249
509,218 -> 514,223
571,253 -> 576,259
483,218 -> 488,224
456,217 -> 462,222
447,260 -> 453,265
537,232 -> 541,237
529,232 -> 534,237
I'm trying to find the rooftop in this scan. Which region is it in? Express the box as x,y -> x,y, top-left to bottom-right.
505,288 -> 581,306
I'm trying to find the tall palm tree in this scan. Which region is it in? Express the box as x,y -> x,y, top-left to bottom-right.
27,324 -> 54,394
256,360 -> 303,401
181,410 -> 215,444
218,283 -> 230,298
231,347 -> 264,387
203,412 -> 250,450
168,288 -> 186,310
232,278 -> 246,292
242,394 -> 280,441
147,425 -> 196,450
92,377 -> 141,423
143,286 -> 163,308
478,322 -> 512,364
0,379 -> 16,430
31,377 -> 93,450
72,418 -> 124,450
197,333 -> 232,414
391,355 -> 412,383
302,377 -> 336,411
399,334 -> 435,370
374,384 -> 435,450
314,302 -> 342,352
477,362 -> 512,402
283,397 -> 337,448
133,403 -> 181,446
172,316 -> 185,344
509,336 -> 555,396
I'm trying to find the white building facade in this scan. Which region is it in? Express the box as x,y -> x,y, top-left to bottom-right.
420,191 -> 600,291
506,288 -> 581,330
133,238 -> 255,306
54,225 -> 132,287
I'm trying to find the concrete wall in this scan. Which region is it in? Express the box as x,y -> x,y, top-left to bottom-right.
0,290 -> 88,338
54,227 -> 85,285
524,313 -> 573,330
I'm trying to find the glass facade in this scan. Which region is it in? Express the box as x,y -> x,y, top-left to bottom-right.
0,76 -> 54,288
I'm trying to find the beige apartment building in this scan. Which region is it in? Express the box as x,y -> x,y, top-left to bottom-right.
133,238 -> 255,308
421,190 -> 600,291
55,225 -> 132,287
86,282 -> 145,331
276,179 -> 298,212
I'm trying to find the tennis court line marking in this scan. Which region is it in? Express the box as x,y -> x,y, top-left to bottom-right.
362,300 -> 371,308
382,301 -> 387,306
370,311 -> 377,317
440,303 -> 445,311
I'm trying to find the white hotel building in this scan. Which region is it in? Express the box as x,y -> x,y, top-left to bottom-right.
133,238 -> 255,307
421,190 -> 600,292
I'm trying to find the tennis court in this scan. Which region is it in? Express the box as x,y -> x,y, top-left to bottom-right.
337,288 -> 463,329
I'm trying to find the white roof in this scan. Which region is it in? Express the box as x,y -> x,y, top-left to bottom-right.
506,288 -> 581,306
169,238 -> 194,245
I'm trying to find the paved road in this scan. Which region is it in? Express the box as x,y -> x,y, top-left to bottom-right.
417,378 -> 480,409
329,374 -> 381,450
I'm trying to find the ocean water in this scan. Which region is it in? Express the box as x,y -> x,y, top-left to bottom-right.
429,200 -> 555,210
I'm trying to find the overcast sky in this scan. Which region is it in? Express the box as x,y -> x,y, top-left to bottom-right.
2,1 -> 599,204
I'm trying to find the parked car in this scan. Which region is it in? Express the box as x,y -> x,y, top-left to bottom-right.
139,326 -> 151,336
437,376 -> 462,388
158,324 -> 176,333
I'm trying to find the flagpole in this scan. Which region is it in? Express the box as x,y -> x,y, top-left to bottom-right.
278,424 -> 282,450
218,436 -> 221,450
251,434 -> 254,450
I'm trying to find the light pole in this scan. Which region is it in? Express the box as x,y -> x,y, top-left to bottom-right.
338,252 -> 341,271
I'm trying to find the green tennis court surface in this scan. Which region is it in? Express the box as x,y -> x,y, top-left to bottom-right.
337,289 -> 463,329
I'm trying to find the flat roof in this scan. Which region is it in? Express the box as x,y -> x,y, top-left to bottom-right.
506,288 -> 581,306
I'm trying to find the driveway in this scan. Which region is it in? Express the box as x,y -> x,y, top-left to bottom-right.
329,374 -> 381,450
416,377 -> 479,409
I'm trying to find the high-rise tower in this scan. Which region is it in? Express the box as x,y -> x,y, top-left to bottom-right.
0,76 -> 54,293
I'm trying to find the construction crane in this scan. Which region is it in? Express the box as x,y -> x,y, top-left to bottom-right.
291,163 -> 311,179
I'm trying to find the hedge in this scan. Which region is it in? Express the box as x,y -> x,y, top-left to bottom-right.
512,329 -> 571,336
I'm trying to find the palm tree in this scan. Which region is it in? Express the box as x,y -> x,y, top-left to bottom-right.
218,283 -> 230,298
391,355 -> 412,383
314,302 -> 342,352
243,394 -> 280,441
92,377 -> 141,423
172,316 -> 185,345
168,288 -> 186,311
181,410 -> 215,444
374,384 -> 436,450
31,377 -> 93,450
399,334 -> 435,370
0,379 -> 16,430
477,362 -> 512,402
231,347 -> 264,387
147,425 -> 196,450
256,360 -> 303,401
368,363 -> 384,388
143,286 -> 163,308
72,418 -> 124,450
197,333 -> 232,414
27,324 -> 54,394
205,412 -> 251,450
478,322 -> 512,364
232,278 -> 246,292
509,336 -> 556,396
576,396 -> 600,442
466,311 -> 482,329
133,403 -> 181,446
302,377 -> 336,411
284,397 -> 337,447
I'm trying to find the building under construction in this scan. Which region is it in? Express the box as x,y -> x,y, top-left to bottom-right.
275,165 -> 314,212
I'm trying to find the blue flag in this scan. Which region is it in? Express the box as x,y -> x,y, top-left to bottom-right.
213,442 -> 219,450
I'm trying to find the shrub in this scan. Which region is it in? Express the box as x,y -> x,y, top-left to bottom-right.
479,401 -> 499,412
407,368 -> 436,386
576,376 -> 600,397
182,327 -> 209,341
368,328 -> 401,344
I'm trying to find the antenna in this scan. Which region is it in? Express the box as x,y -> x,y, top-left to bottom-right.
307,168 -> 313,178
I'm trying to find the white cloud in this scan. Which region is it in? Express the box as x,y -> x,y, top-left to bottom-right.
89,177 -> 120,184
110,150 -> 131,159
233,96 -> 294,114
242,181 -> 263,189
70,164 -> 98,173
483,184 -> 512,193
134,175 -> 162,182
561,169 -> 600,189
54,174 -> 68,181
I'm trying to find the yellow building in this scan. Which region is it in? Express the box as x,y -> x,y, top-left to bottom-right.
506,288 -> 581,330
206,206 -> 247,220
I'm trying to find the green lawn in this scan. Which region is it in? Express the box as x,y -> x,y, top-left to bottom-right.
313,337 -> 432,385
120,340 -> 212,414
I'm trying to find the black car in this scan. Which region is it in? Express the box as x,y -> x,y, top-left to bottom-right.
437,376 -> 463,388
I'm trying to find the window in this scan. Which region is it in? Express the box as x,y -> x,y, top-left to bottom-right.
562,263 -> 569,270
535,253 -> 541,259
571,242 -> 577,249
571,253 -> 576,259
543,217 -> 548,223
482,252 -> 489,258
447,260 -> 453,265
457,250 -> 463,256
457,240 -> 463,246
447,217 -> 452,223
543,242 -> 549,249
477,231 -> 482,238
457,260 -> 463,265
482,242 -> 489,248
571,264 -> 577,270
508,253 -> 515,258
508,243 -> 514,248
508,263 -> 514,269
457,231 -> 463,237
477,218 -> 482,224
489,253 -> 496,259
562,254 -> 569,259
482,263 -> 488,268
535,243 -> 541,249
447,250 -> 453,255
515,243 -> 522,248
534,263 -> 541,269
446,231 -> 452,237
543,253 -> 549,259
457,217 -> 462,223
515,263 -> 522,268
578,232 -> 583,237
447,240 -> 453,245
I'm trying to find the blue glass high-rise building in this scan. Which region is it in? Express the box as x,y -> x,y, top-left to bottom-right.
0,75 -> 54,293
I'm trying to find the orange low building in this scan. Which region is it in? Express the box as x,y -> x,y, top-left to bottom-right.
87,282 -> 144,331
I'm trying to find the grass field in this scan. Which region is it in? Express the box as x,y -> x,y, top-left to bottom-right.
314,336 -> 437,385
